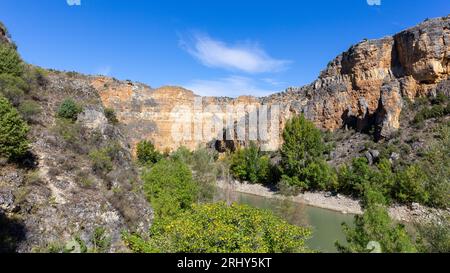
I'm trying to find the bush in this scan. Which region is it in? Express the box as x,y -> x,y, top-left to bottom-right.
18,100 -> 41,123
0,96 -> 29,159
394,165 -> 429,204
124,202 -> 312,253
413,105 -> 447,124
142,159 -> 199,218
189,148 -> 218,202
419,124 -> 450,208
337,158 -> 394,201
280,115 -> 335,191
136,140 -> 162,165
336,202 -> 417,253
89,148 -> 113,176
416,215 -> 450,253
230,142 -> 271,184
0,44 -> 23,77
22,65 -> 48,89
0,73 -> 28,106
53,118 -> 83,151
104,108 -> 118,125
57,99 -> 82,121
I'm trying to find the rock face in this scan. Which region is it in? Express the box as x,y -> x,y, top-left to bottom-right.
0,72 -> 153,253
89,16 -> 450,152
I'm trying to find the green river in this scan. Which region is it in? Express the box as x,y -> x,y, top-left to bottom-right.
214,188 -> 355,253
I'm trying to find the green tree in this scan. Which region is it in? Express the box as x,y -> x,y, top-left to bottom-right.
124,202 -> 312,253
230,142 -> 271,184
0,96 -> 29,159
280,115 -> 335,190
0,43 -> 23,77
142,159 -> 199,218
394,164 -> 429,204
337,158 -> 395,203
57,98 -> 82,121
136,140 -> 162,165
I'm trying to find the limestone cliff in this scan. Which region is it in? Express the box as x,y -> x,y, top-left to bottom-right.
89,16 -> 450,152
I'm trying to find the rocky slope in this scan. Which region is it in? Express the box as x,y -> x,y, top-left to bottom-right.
0,58 -> 153,251
87,16 -> 450,153
1,15 -> 449,252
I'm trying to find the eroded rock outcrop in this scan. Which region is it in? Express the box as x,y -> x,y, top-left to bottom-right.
88,16 -> 449,152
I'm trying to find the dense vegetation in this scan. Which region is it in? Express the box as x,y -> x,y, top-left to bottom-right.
279,115 -> 336,191
230,142 -> 273,184
125,202 -> 311,253
336,186 -> 417,253
123,143 -> 312,253
142,158 -> 199,218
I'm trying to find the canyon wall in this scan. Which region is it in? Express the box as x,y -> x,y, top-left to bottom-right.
91,16 -> 450,152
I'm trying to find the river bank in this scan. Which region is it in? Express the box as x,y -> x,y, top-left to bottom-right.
216,180 -> 448,223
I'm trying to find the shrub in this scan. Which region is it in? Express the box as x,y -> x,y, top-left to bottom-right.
230,142 -> 271,184
280,115 -> 335,190
0,43 -> 23,77
22,65 -> 48,89
90,227 -> 111,253
415,215 -> 450,253
419,124 -> 450,208
189,148 -> 218,202
18,100 -> 41,123
337,158 -> 394,201
124,202 -> 312,253
394,165 -> 429,204
413,105 -> 446,124
0,96 -> 29,159
336,202 -> 417,253
104,108 -> 118,125
142,159 -> 198,218
136,140 -> 162,165
53,118 -> 83,151
56,99 -> 82,121
89,148 -> 113,176
0,73 -> 28,106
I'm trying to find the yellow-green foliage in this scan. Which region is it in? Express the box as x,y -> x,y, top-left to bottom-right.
124,202 -> 312,253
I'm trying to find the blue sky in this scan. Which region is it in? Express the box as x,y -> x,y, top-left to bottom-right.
0,0 -> 448,97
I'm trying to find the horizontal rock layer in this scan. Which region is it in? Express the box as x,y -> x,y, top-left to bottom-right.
90,16 -> 450,152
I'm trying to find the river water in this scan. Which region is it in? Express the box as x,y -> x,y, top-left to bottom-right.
214,188 -> 355,253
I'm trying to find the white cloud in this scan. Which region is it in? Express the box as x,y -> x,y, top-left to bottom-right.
180,33 -> 291,74
184,76 -> 275,98
262,78 -> 286,87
